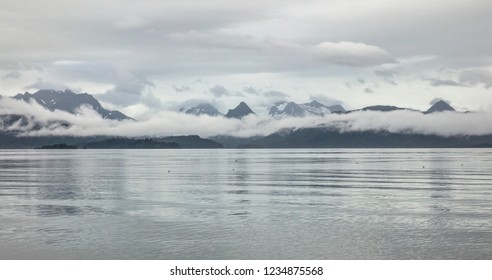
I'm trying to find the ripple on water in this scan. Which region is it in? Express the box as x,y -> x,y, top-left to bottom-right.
1,148 -> 492,259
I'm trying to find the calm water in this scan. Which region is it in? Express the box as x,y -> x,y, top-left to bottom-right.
0,149 -> 491,259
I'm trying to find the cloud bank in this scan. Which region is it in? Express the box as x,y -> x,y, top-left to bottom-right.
2,98 -> 492,139
314,41 -> 393,66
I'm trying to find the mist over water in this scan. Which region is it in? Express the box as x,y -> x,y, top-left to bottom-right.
1,149 -> 492,259
3,98 -> 492,138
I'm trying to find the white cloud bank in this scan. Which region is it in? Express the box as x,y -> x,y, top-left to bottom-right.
314,41 -> 393,66
2,98 -> 492,138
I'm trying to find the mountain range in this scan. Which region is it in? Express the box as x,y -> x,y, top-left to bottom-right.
180,101 -> 256,118
6,89 -> 455,121
342,100 -> 455,114
13,89 -> 133,121
212,127 -> 492,148
181,99 -> 455,118
181,100 -> 347,118
2,88 -> 487,149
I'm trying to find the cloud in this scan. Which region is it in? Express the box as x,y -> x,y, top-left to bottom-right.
209,85 -> 233,97
166,30 -> 261,50
2,71 -> 21,80
2,0 -> 492,113
0,98 -> 113,135
313,41 -> 394,66
241,87 -> 288,99
459,69 -> 492,89
113,17 -> 148,30
29,60 -> 164,109
308,94 -> 344,107
428,78 -> 464,87
243,86 -> 259,95
263,90 -> 288,98
0,61 -> 40,72
98,72 -> 156,107
374,69 -> 398,85
428,68 -> 492,89
259,90 -> 289,105
0,61 -> 41,80
99,90 -> 161,111
165,30 -> 394,68
246,88 -> 289,108
24,79 -> 73,92
429,97 -> 451,106
161,34 -> 394,73
179,98 -> 221,109
364,88 -> 374,93
173,84 -> 192,93
5,96 -> 492,140
337,110 -> 492,137
374,69 -> 397,78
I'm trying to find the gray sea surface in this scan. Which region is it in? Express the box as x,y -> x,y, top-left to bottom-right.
1,149 -> 491,259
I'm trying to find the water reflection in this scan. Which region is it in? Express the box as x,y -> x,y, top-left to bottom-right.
1,149 -> 492,259
35,205 -> 83,216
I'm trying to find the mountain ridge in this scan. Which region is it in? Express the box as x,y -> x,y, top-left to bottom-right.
1,89 -> 479,149
212,127 -> 492,148
425,100 -> 456,114
268,100 -> 346,117
180,103 -> 222,117
13,89 -> 133,121
225,102 -> 255,119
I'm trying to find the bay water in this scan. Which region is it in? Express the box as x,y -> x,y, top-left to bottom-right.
1,149 -> 491,259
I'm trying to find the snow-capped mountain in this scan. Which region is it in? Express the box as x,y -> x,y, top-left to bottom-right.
268,102 -> 305,117
180,103 -> 222,116
13,89 -> 132,121
268,100 -> 345,117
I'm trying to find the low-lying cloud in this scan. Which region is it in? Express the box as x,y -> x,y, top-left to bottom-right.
314,41 -> 394,66
459,68 -> 492,89
426,68 -> 492,89
2,98 -> 492,138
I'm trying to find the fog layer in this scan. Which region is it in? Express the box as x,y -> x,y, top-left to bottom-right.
1,98 -> 492,138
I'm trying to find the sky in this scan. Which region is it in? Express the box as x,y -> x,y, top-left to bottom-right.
1,0 -> 492,119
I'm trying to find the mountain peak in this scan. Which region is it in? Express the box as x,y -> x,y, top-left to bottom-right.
237,101 -> 249,108
225,102 -> 255,119
13,89 -> 133,121
308,100 -> 324,108
326,104 -> 346,113
282,102 -> 305,117
300,100 -> 332,116
180,103 -> 221,116
425,100 -> 455,114
269,100 -> 345,117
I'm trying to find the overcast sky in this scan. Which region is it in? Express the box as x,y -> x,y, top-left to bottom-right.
1,0 -> 492,118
